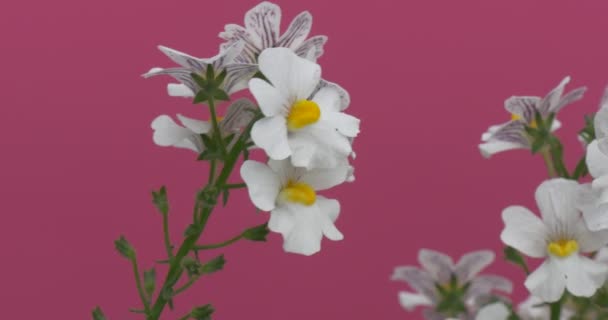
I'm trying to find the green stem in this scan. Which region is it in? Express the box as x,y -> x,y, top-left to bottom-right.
131,256 -> 150,314
208,160 -> 217,185
541,148 -> 557,178
550,300 -> 562,320
162,213 -> 173,260
194,233 -> 244,250
147,126 -> 251,320
223,183 -> 246,190
173,277 -> 198,297
208,97 -> 227,157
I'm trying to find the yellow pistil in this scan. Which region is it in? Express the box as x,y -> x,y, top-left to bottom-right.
280,181 -> 316,206
287,100 -> 321,131
547,239 -> 579,258
511,113 -> 537,128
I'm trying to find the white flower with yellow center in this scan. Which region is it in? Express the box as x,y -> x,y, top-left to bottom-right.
249,47 -> 360,169
240,158 -> 348,255
479,77 -> 586,158
500,179 -> 608,302
579,87 -> 608,231
151,99 -> 257,153
219,1 -> 327,64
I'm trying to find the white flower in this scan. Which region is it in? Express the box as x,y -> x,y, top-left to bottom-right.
143,42 -> 257,97
391,249 -> 512,318
479,76 -> 586,158
151,98 -> 257,153
580,87 -> 608,231
516,295 -> 574,320
240,158 -> 349,255
500,179 -> 608,302
219,1 -> 327,64
249,47 -> 360,169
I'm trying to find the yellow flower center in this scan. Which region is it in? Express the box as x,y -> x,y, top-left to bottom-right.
547,239 -> 579,258
279,181 -> 316,206
287,100 -> 321,131
511,113 -> 537,129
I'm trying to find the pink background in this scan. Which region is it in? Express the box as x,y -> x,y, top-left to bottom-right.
2,0 -> 608,319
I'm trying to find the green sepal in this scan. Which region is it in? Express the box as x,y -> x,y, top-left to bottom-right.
92,307 -> 106,320
201,254 -> 226,274
144,268 -> 156,297
215,69 -> 227,86
252,70 -> 268,82
579,114 -> 596,145
182,257 -> 203,278
205,64 -> 215,82
114,235 -> 135,259
191,73 -> 208,88
504,246 -> 529,275
152,186 -> 169,215
193,90 -> 209,104
572,156 -> 589,179
242,223 -> 270,242
190,304 -> 215,320
213,89 -> 230,102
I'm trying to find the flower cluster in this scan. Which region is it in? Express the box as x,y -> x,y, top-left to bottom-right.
395,79 -> 608,320
146,2 -> 359,257
94,3 -> 359,320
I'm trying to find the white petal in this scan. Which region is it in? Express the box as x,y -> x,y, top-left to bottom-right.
541,76 -> 570,113
276,11 -> 312,49
595,247 -> 608,264
294,35 -> 327,62
524,259 -> 565,302
418,249 -> 454,284
560,254 -> 607,297
258,47 -> 321,100
244,1 -> 281,49
157,45 -> 206,71
167,83 -> 194,97
467,275 -> 513,299
574,217 -> 608,252
323,111 -> 360,137
176,114 -> 211,134
398,292 -> 432,311
249,78 -> 289,117
500,206 -> 548,258
535,179 -> 582,230
299,165 -> 348,191
391,266 -> 437,302
151,115 -> 200,152
289,122 -> 352,169
268,205 -> 295,236
578,183 -> 608,231
316,196 -> 343,240
277,203 -> 324,256
475,302 -> 510,320
251,116 -> 291,160
454,250 -> 495,283
517,295 -> 548,319
240,160 -> 280,211
596,88 -> 608,139
313,86 -> 342,113
479,141 -> 527,158
587,139 -> 608,178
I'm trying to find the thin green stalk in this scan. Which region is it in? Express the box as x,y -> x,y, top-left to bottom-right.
131,256 -> 150,314
550,300 -> 562,320
147,124 -> 252,320
208,97 -> 227,157
208,160 -> 217,185
194,233 -> 244,250
223,183 -> 246,190
173,277 -> 198,296
541,148 -> 557,178
162,212 -> 173,260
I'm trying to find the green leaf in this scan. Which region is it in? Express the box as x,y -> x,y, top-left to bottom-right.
92,307 -> 106,320
504,246 -> 529,275
144,268 -> 156,297
152,186 -> 169,215
201,254 -> 226,274
114,235 -> 135,259
201,134 -> 216,149
190,304 -> 215,320
242,223 -> 270,242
